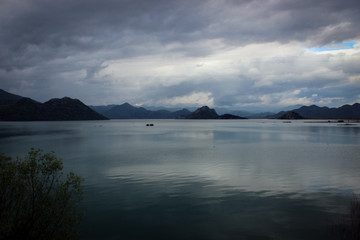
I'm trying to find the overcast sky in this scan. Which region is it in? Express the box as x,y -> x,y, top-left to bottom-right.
1,0 -> 359,110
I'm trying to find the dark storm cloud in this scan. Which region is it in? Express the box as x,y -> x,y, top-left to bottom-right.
2,0 -> 359,69
0,0 -> 209,70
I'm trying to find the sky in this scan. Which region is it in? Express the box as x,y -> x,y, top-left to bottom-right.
1,0 -> 360,111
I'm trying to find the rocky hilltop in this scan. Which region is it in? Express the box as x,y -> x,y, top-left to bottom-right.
182,106 -> 219,119
180,106 -> 246,119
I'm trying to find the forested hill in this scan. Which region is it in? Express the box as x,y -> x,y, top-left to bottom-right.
0,89 -> 108,121
270,103 -> 360,119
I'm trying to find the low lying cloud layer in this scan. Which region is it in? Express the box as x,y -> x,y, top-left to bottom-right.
1,0 -> 359,110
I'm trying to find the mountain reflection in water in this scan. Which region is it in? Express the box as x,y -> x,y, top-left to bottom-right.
0,120 -> 359,239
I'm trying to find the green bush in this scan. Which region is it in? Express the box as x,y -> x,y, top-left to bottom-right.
0,148 -> 84,240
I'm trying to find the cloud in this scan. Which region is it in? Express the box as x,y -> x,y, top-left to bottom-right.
157,92 -> 214,107
0,0 -> 360,109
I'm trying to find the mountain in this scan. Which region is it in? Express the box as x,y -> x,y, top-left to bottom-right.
269,103 -> 360,119
216,108 -> 250,116
141,105 -> 198,112
0,89 -> 23,107
214,108 -> 277,119
295,104 -> 360,119
41,97 -> 108,120
0,89 -> 108,121
277,104 -> 304,112
217,114 -> 247,119
181,106 -> 219,119
104,103 -> 149,119
148,109 -> 191,119
180,106 -> 246,119
100,103 -> 191,119
93,104 -> 247,119
0,98 -> 44,121
278,111 -> 304,119
89,105 -> 117,115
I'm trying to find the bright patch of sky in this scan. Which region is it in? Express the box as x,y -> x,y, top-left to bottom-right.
309,41 -> 358,52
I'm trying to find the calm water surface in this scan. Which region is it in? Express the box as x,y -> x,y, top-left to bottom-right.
1,120 -> 359,239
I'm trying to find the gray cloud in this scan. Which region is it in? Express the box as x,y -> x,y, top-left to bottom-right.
1,0 -> 359,109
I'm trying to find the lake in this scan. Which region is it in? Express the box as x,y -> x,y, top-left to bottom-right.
1,119 -> 359,239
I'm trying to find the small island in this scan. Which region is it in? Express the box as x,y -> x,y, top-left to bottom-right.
178,106 -> 247,119
278,111 -> 304,120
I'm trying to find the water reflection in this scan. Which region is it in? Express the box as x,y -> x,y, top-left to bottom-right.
82,174 -> 347,240
0,120 -> 359,240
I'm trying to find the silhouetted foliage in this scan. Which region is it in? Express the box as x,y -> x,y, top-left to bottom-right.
333,195 -> 360,240
0,148 -> 84,239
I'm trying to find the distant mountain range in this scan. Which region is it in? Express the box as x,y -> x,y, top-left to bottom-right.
269,104 -> 360,119
1,89 -> 359,121
91,102 -> 360,120
92,102 -> 192,119
90,104 -> 247,119
0,89 -> 107,121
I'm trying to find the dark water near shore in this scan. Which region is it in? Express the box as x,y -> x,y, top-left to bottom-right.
1,120 -> 359,239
